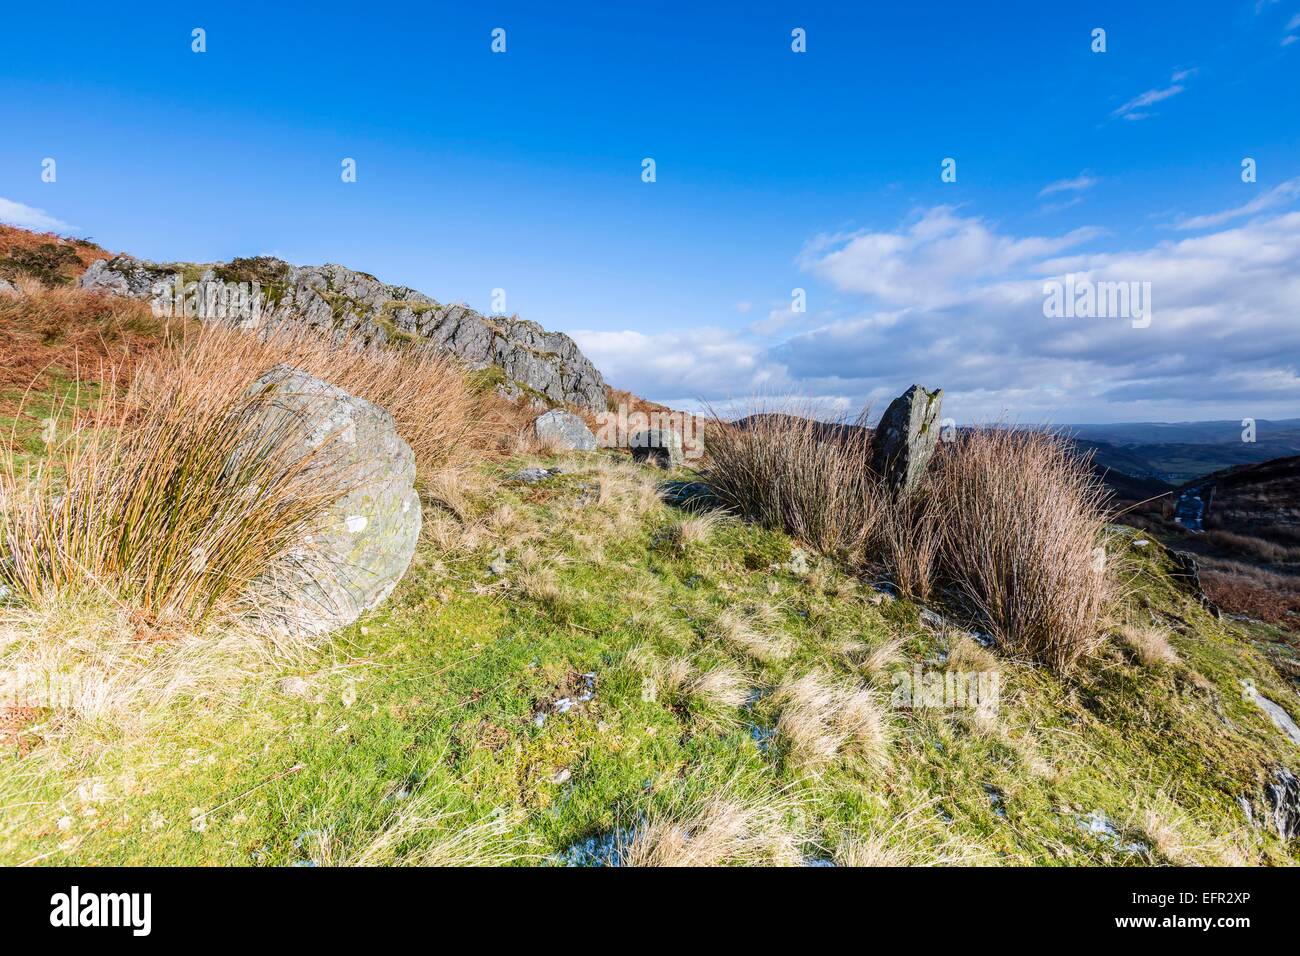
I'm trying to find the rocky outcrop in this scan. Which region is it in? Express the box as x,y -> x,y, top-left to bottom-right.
239,366 -> 421,637
80,255 -> 608,412
871,385 -> 943,495
533,409 -> 597,452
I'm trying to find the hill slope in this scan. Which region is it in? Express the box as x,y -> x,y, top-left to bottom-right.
3,452 -> 1298,865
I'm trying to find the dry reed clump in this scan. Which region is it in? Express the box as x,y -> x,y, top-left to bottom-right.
697,407 -> 879,561
617,788 -> 806,866
935,428 -> 1114,674
1116,622 -> 1180,668
0,363 -> 347,624
137,321 -> 496,478
772,668 -> 890,772
1,318 -> 501,624
873,487 -> 942,600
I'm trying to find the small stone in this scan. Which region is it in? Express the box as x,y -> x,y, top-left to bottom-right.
278,676 -> 310,697
550,768 -> 572,785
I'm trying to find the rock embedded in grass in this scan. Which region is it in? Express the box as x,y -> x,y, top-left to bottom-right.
533,409 -> 597,452
239,365 -> 421,637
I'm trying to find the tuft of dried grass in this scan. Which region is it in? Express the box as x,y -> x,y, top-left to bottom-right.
712,606 -> 794,664
935,428 -> 1114,674
843,635 -> 905,681
773,668 -> 890,772
618,788 -> 805,867
1116,623 -> 1180,668
634,647 -> 751,722
340,791 -> 535,867
835,802 -> 988,866
663,510 -> 722,554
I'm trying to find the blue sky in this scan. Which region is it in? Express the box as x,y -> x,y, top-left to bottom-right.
3,1 -> 1299,423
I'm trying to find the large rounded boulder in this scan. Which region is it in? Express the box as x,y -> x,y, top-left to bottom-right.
240,365 -> 420,636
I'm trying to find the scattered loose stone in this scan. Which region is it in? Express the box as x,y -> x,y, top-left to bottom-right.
559,831 -> 621,867
783,548 -> 811,576
510,467 -> 560,484
659,480 -> 722,511
983,785 -> 1007,819
1076,810 -> 1149,854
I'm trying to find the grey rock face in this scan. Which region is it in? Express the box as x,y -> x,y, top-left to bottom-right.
80,255 -> 608,411
239,366 -> 421,637
1242,680 -> 1300,746
630,428 -> 684,469
871,385 -> 943,495
533,409 -> 597,452
1265,768 -> 1300,840
0,277 -> 19,297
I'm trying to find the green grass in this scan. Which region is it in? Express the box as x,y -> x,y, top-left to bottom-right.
2,453 -> 1298,865
0,373 -> 99,470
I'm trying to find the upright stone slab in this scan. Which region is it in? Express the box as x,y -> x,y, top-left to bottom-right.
871,385 -> 943,495
238,365 -> 421,636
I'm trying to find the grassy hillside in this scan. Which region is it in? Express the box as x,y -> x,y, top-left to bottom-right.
3,448 -> 1298,865
2,277 -> 1298,867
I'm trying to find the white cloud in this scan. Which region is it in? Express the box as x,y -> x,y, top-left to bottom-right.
1288,12 -> 1300,29
0,197 -> 75,232
1112,69 -> 1194,120
583,204 -> 1300,422
570,327 -> 787,406
1173,177 -> 1300,230
797,207 -> 1102,308
1038,173 -> 1098,198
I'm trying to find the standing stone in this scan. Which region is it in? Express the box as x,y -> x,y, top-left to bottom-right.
871,385 -> 943,495
533,409 -> 597,452
238,365 -> 421,637
630,428 -> 684,469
